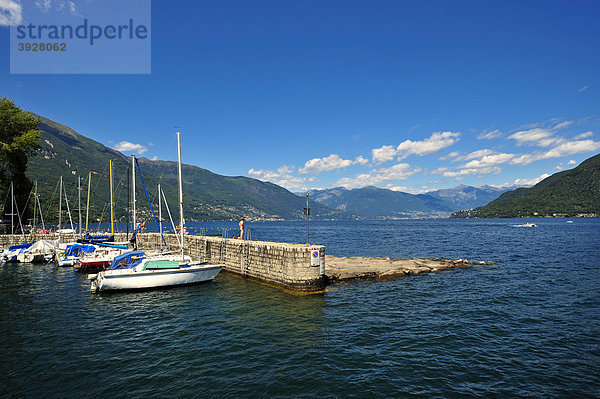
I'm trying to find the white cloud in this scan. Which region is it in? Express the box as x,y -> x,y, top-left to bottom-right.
463,153 -> 515,169
0,0 -> 22,26
553,121 -> 573,130
431,167 -> 448,174
386,185 -> 429,194
450,149 -> 495,162
477,129 -> 502,140
508,153 -> 541,166
508,120 -> 574,148
509,139 -> 600,166
35,0 -> 82,16
371,145 -> 397,163
508,128 -> 560,147
396,131 -> 460,159
299,154 -> 352,175
335,163 -> 421,188
512,173 -> 550,187
372,131 -> 460,163
573,131 -> 593,140
58,1 -> 82,17
113,141 -> 149,155
567,159 -> 577,166
542,139 -> 600,159
438,151 -> 460,161
578,85 -> 589,93
437,166 -> 502,178
353,155 -> 368,165
35,0 -> 51,12
248,166 -> 312,191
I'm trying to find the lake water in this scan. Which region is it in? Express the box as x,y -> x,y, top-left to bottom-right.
1,219 -> 599,397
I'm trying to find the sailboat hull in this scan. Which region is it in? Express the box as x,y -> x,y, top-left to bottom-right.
91,264 -> 222,292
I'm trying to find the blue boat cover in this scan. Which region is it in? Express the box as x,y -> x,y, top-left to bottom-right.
9,241 -> 34,250
77,234 -> 115,244
108,250 -> 145,270
64,244 -> 96,257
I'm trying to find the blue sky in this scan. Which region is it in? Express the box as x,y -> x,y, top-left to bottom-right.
1,0 -> 599,193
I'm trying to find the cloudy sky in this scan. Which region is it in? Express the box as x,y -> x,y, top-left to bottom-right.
1,0 -> 599,193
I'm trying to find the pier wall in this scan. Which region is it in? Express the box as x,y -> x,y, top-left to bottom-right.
0,233 -> 326,292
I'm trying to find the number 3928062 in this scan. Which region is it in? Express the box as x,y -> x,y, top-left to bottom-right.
18,43 -> 67,51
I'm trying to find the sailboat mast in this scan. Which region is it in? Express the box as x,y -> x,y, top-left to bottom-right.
126,167 -> 130,236
132,155 -> 136,231
158,183 -> 162,251
10,182 -> 14,239
78,175 -> 82,236
85,172 -> 91,232
110,159 -> 114,235
63,180 -> 74,231
37,188 -> 45,232
59,176 -> 62,232
177,132 -> 184,260
32,181 -> 37,239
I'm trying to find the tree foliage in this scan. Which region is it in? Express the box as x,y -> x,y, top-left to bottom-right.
0,97 -> 41,222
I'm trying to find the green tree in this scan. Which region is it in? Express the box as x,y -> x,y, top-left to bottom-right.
0,97 -> 42,227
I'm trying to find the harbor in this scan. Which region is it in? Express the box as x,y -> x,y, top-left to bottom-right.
1,218 -> 598,398
0,231 -> 490,292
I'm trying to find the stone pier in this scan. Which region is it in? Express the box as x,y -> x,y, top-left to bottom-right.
1,233 -> 490,291
0,233 -> 327,292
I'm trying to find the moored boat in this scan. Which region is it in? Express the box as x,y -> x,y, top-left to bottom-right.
75,245 -> 129,272
90,132 -> 222,292
17,239 -> 60,263
2,241 -> 34,263
56,243 -> 96,267
89,251 -> 218,292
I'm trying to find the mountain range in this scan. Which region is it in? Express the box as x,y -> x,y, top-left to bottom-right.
426,184 -> 513,210
455,153 -> 600,218
25,115 -> 349,222
304,185 -> 512,218
11,112 -> 594,222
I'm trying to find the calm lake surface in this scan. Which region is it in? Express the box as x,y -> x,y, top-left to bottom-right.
1,219 -> 599,398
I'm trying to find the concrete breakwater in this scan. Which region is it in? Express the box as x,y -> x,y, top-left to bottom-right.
0,233 -> 327,292
1,233 -> 489,291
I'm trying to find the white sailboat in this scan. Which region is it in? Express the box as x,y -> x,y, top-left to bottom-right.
90,132 -> 222,292
2,182 -> 32,263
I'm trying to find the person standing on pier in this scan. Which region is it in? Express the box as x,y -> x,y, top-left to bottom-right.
238,218 -> 245,240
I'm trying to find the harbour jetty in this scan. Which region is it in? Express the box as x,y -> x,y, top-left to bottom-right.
0,233 -> 490,292
0,233 -> 327,292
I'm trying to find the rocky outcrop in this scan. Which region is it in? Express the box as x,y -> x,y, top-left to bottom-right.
325,255 -> 491,282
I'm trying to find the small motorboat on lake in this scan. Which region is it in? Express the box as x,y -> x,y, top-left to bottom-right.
512,222 -> 536,227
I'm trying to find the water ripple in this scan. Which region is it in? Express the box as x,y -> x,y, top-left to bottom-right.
1,218 -> 599,397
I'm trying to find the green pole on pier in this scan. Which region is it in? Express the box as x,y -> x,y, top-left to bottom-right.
305,193 -> 310,245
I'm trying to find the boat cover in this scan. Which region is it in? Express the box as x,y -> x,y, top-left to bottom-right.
29,239 -> 61,252
108,250 -> 145,270
9,241 -> 34,250
77,234 -> 115,244
64,243 -> 96,257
